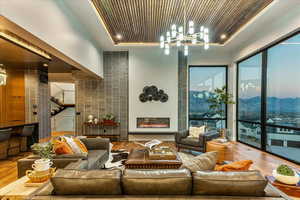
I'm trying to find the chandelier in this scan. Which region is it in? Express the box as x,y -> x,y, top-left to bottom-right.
0,64 -> 7,86
159,0 -> 210,56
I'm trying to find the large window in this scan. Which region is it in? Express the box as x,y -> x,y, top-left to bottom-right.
237,33 -> 300,163
189,66 -> 227,130
238,53 -> 262,148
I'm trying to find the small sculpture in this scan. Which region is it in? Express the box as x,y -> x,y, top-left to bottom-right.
87,115 -> 94,123
94,118 -> 99,124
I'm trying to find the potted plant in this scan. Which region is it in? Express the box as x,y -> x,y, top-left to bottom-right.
102,114 -> 116,124
207,86 -> 235,139
31,142 -> 54,171
272,164 -> 300,185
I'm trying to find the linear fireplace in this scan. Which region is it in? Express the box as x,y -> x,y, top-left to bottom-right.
137,117 -> 170,128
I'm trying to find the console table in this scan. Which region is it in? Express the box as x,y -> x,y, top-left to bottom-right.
83,122 -> 120,141
0,176 -> 46,200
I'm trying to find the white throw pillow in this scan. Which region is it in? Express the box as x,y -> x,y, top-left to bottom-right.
189,126 -> 206,138
62,136 -> 82,154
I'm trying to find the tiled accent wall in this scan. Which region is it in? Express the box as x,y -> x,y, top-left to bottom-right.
24,69 -> 51,140
24,69 -> 38,123
178,51 -> 188,131
75,51 -> 129,141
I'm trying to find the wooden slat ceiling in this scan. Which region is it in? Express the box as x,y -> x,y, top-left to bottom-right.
91,0 -> 273,44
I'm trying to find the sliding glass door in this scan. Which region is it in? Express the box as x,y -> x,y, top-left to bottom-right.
237,32 -> 300,163
189,66 -> 227,130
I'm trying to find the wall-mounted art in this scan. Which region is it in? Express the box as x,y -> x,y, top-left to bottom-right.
139,85 -> 168,103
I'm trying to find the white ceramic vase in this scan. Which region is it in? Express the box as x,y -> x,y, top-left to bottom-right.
272,169 -> 300,185
32,159 -> 53,172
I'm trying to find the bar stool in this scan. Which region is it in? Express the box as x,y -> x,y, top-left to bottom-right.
0,128 -> 12,159
19,125 -> 35,152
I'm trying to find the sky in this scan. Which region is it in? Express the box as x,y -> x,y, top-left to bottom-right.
189,34 -> 300,99
239,34 -> 300,98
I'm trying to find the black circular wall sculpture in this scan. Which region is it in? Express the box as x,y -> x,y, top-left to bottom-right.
139,85 -> 168,103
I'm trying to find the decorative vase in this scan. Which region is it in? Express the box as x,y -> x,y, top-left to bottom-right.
219,128 -> 226,139
94,118 -> 99,124
272,169 -> 300,185
32,158 -> 53,172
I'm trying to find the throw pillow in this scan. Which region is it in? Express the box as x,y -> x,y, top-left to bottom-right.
215,160 -> 253,171
62,136 -> 82,154
53,139 -> 74,155
181,151 -> 218,172
189,126 -> 206,138
72,137 -> 88,154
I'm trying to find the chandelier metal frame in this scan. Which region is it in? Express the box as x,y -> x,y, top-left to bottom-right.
159,0 -> 210,56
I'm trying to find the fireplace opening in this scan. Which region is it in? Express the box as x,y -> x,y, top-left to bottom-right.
137,117 -> 170,128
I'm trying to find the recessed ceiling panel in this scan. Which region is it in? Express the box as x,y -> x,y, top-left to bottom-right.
92,0 -> 273,44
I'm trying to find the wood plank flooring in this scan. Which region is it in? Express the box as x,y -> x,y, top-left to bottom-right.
0,141 -> 299,191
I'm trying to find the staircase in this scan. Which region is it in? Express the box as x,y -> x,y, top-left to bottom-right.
50,96 -> 75,117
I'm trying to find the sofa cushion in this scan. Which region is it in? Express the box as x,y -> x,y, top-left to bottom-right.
51,169 -> 122,195
193,170 -> 267,196
64,160 -> 88,170
87,150 -> 108,169
180,137 -> 202,147
181,151 -> 217,172
122,169 -> 192,195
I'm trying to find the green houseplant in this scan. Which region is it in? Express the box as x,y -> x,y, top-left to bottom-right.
31,142 -> 54,171
103,113 -> 116,123
207,86 -> 235,138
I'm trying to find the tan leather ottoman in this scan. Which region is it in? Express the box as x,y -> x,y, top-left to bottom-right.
206,140 -> 233,164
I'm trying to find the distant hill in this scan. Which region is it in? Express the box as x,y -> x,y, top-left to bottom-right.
190,90 -> 300,114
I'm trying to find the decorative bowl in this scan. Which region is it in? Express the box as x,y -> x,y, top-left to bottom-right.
272,169 -> 300,185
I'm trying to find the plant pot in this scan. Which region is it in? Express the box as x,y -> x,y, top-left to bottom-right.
103,120 -> 114,124
272,169 -> 300,185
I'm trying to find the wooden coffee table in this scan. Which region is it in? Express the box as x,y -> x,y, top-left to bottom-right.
125,149 -> 182,169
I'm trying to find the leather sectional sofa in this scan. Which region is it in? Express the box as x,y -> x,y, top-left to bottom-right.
17,138 -> 110,177
30,168 -> 284,199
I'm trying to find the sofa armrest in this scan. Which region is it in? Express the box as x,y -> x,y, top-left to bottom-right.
201,131 -> 220,151
80,138 -> 110,150
175,130 -> 189,143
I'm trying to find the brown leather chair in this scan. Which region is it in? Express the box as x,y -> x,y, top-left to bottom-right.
175,130 -> 220,152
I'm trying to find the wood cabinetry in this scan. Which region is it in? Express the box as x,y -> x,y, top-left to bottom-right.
0,69 -> 25,124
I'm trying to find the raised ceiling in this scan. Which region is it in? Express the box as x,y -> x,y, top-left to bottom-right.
92,0 -> 273,44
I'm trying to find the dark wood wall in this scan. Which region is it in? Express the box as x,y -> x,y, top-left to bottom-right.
0,69 -> 25,124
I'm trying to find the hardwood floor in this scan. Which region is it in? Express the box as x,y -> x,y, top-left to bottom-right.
0,141 -> 299,190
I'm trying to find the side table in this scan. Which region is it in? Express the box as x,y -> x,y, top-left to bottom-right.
206,139 -> 233,164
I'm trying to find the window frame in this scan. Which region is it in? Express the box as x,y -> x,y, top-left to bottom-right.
188,65 -> 228,129
236,30 -> 300,164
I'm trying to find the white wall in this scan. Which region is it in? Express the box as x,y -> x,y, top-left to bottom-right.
129,47 -> 178,133
231,0 -> 300,61
0,0 -> 103,77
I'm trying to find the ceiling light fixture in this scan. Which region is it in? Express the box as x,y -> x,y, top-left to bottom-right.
220,34 -> 227,40
116,34 -> 122,40
0,64 -> 7,86
159,0 -> 210,56
0,30 -> 52,60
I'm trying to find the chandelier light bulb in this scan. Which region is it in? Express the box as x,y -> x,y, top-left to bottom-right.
184,45 -> 188,56
171,24 -> 177,38
178,26 -> 183,33
188,21 -> 194,34
164,44 -> 170,55
204,28 -> 209,34
200,26 -> 204,32
204,43 -> 209,50
176,40 -> 181,47
160,35 -> 164,42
